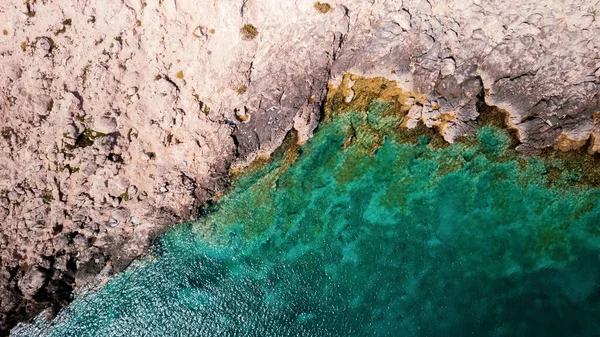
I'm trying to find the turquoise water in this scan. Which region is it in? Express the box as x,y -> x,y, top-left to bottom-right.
16,105 -> 600,336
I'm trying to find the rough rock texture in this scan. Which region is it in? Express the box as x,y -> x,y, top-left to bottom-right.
331,0 -> 600,148
1,0 -> 599,334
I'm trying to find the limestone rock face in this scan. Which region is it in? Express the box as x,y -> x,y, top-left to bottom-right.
0,0 -> 598,333
331,0 -> 600,147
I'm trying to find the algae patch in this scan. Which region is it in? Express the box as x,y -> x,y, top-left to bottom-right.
240,24 -> 258,40
74,129 -> 106,148
313,2 -> 333,13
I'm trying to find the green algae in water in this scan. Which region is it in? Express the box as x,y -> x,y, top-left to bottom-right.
15,109 -> 600,337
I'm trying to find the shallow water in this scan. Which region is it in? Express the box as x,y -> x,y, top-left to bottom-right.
16,106 -> 600,337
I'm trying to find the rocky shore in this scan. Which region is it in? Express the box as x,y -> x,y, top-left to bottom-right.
1,0 -> 599,334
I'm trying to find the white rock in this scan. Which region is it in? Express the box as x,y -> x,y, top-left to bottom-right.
18,267 -> 46,298
440,58 -> 456,77
93,117 -> 117,134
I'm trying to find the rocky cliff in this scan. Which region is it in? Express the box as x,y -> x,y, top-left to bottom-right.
1,0 -> 599,333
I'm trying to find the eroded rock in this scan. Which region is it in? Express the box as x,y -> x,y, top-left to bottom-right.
18,267 -> 46,299
0,0 -> 599,334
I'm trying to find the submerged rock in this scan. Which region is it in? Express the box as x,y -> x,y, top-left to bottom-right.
13,107 -> 600,337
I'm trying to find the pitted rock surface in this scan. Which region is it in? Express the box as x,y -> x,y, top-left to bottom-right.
1,0 -> 599,333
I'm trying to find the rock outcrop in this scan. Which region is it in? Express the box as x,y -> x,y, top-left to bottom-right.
1,0 -> 599,333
